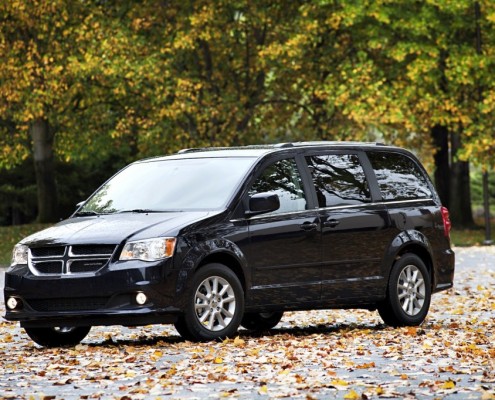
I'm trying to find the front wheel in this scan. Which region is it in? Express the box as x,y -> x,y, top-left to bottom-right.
378,254 -> 431,327
174,263 -> 244,341
24,326 -> 91,347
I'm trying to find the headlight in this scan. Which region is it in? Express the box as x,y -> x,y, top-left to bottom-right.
12,244 -> 29,265
119,237 -> 176,261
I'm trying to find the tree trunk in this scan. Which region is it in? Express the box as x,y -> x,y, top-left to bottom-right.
449,131 -> 474,228
432,125 -> 450,208
31,118 -> 59,223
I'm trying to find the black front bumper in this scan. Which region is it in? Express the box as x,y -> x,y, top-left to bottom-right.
3,260 -> 187,328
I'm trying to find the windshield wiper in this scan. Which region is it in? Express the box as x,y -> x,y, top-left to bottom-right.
74,210 -> 100,216
118,209 -> 160,214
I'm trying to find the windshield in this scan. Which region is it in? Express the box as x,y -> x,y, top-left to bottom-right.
79,157 -> 256,214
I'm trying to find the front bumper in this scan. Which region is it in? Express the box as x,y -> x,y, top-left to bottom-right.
3,259 -> 186,328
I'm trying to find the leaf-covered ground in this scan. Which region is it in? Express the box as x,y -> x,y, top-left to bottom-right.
0,247 -> 494,399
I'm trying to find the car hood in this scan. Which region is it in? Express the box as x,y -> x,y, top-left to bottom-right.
21,211 -> 219,247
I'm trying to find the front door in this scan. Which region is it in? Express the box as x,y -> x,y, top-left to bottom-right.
245,157 -> 321,306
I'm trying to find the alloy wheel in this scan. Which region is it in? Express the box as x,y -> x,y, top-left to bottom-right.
397,264 -> 426,316
194,275 -> 236,332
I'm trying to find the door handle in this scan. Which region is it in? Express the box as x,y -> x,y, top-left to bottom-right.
300,223 -> 318,231
323,219 -> 340,228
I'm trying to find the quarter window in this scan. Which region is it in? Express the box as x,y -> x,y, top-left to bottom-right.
306,154 -> 371,207
249,159 -> 307,214
367,152 -> 433,201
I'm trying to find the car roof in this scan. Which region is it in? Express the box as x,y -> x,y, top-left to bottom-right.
140,141 -> 403,163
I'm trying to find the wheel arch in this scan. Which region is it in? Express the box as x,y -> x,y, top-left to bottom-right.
393,244 -> 435,291
196,252 -> 247,293
386,230 -> 436,291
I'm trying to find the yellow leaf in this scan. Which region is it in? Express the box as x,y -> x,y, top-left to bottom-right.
234,336 -> 245,347
441,380 -> 456,390
331,379 -> 349,387
344,389 -> 360,399
258,385 -> 268,395
356,362 -> 375,369
3,334 -> 13,343
214,357 -> 223,364
481,391 -> 495,400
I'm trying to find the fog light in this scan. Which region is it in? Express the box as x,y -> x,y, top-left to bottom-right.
7,297 -> 20,310
135,293 -> 147,305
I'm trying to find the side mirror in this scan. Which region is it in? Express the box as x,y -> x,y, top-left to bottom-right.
246,192 -> 280,216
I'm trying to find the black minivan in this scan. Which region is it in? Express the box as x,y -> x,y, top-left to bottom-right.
4,142 -> 455,347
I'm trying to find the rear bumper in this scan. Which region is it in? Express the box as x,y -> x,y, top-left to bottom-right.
433,248 -> 455,293
3,259 -> 185,328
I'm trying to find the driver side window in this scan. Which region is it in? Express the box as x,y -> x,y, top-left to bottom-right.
249,158 -> 307,214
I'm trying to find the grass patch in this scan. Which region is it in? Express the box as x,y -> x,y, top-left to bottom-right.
450,222 -> 495,247
0,224 -> 51,266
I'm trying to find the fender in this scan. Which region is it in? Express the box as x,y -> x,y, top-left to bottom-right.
382,229 -> 434,282
172,236 -> 250,308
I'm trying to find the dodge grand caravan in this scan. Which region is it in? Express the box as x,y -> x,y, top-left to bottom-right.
4,142 -> 455,347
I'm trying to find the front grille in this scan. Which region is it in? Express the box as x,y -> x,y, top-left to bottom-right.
28,245 -> 117,276
32,261 -> 63,274
31,247 -> 65,258
69,259 -> 107,273
27,297 -> 109,312
70,245 -> 115,256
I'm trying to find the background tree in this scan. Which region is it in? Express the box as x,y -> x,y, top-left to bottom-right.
1,0 -> 494,227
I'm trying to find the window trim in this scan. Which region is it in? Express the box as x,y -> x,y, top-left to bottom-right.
241,153 -> 312,217
303,150 -> 376,209
365,150 -> 435,202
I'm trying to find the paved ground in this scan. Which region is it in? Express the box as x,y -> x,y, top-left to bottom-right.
0,247 -> 494,399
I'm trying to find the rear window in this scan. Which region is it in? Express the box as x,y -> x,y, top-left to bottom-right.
367,152 -> 433,201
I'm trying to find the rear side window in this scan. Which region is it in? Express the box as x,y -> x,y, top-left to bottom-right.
367,152 -> 433,201
306,154 -> 371,207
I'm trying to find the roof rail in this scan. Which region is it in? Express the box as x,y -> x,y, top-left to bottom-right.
176,141 -> 388,154
177,148 -> 202,154
289,141 -> 387,147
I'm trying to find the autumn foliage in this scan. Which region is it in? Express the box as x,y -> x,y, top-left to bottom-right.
1,0 -> 495,222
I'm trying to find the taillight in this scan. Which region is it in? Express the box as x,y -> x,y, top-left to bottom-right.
441,206 -> 452,237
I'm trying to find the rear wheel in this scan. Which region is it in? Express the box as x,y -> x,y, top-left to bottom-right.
378,254 -> 431,327
174,263 -> 244,341
241,312 -> 284,331
24,326 -> 91,347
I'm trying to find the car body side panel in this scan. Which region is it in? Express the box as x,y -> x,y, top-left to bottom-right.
244,211 -> 322,306
320,204 -> 391,301
382,203 -> 455,294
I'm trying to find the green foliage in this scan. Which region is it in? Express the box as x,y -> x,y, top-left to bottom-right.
470,169 -> 495,208
1,0 -> 495,225
2,0 -> 495,161
0,223 -> 51,265
450,223 -> 495,247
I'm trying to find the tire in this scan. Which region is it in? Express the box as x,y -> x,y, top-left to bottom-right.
378,254 -> 431,327
24,326 -> 91,347
174,263 -> 244,341
241,312 -> 284,331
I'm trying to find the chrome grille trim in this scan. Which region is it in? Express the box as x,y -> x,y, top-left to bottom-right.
28,245 -> 117,276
